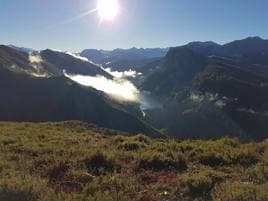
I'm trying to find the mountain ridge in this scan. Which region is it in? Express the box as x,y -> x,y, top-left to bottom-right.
0,65 -> 161,137
80,47 -> 169,71
140,36 -> 268,140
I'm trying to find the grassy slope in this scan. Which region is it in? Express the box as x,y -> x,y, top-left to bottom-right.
0,121 -> 267,201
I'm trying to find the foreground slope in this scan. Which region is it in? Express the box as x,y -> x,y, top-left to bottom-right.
0,122 -> 267,201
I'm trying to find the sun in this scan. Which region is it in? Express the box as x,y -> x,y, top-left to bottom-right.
97,0 -> 120,21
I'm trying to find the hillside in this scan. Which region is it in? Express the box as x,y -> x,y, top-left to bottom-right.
0,45 -> 111,78
40,49 -> 112,78
2,37 -> 268,140
80,47 -> 168,71
141,47 -> 207,96
0,66 -> 159,137
183,36 -> 268,65
0,45 -> 39,74
140,38 -> 268,140
0,122 -> 267,201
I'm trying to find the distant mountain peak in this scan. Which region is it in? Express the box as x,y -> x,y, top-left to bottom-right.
224,36 -> 267,46
8,45 -> 34,53
244,36 -> 264,41
80,47 -> 169,71
187,41 -> 220,47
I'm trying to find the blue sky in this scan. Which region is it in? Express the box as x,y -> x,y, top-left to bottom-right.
1,0 -> 268,51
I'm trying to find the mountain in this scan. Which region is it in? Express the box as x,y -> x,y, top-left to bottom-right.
183,41 -> 223,56
2,37 -> 268,140
140,37 -> 268,140
141,47 -> 207,96
80,49 -> 105,64
80,47 -> 169,71
192,57 -> 268,139
40,49 -> 112,78
0,45 -> 36,73
0,64 -> 160,137
142,36 -> 268,97
223,36 -> 268,65
184,36 -> 268,65
8,44 -> 35,53
0,45 -> 112,78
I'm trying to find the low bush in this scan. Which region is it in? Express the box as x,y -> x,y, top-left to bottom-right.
84,152 -> 116,176
131,134 -> 151,144
199,152 -> 227,167
181,169 -> 226,198
182,175 -> 213,198
0,187 -> 38,201
113,135 -> 125,144
213,182 -> 268,201
118,141 -> 144,151
0,176 -> 55,201
138,152 -> 187,171
47,162 -> 69,183
66,170 -> 94,185
247,162 -> 268,183
231,148 -> 260,166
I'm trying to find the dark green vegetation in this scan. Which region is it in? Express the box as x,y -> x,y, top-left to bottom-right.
140,37 -> 268,140
0,122 -> 267,201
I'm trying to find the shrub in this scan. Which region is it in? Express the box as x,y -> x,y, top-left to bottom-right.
213,182 -> 268,201
232,148 -> 260,166
113,135 -> 125,144
132,134 -> 151,144
47,162 -> 69,183
82,174 -> 142,201
199,152 -> 227,167
178,142 -> 195,153
118,141 -> 144,151
0,176 -> 55,201
0,187 -> 38,201
219,137 -> 239,147
247,162 -> 268,183
182,175 -> 213,197
138,152 -> 187,171
84,152 -> 116,176
262,150 -> 268,164
66,170 -> 94,185
181,169 -> 226,198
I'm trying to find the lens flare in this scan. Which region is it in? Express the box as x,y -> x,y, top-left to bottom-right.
97,0 -> 119,21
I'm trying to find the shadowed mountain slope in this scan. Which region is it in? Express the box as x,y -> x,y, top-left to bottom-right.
0,45 -> 112,78
140,37 -> 268,140
0,65 -> 160,137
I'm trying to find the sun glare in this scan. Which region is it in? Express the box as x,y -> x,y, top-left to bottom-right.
97,0 -> 119,21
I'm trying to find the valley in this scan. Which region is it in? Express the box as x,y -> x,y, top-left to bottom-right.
1,1 -> 268,200
1,37 -> 268,140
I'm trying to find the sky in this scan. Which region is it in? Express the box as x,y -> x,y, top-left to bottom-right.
1,0 -> 268,51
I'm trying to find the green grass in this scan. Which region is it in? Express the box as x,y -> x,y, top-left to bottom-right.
0,121 -> 267,201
